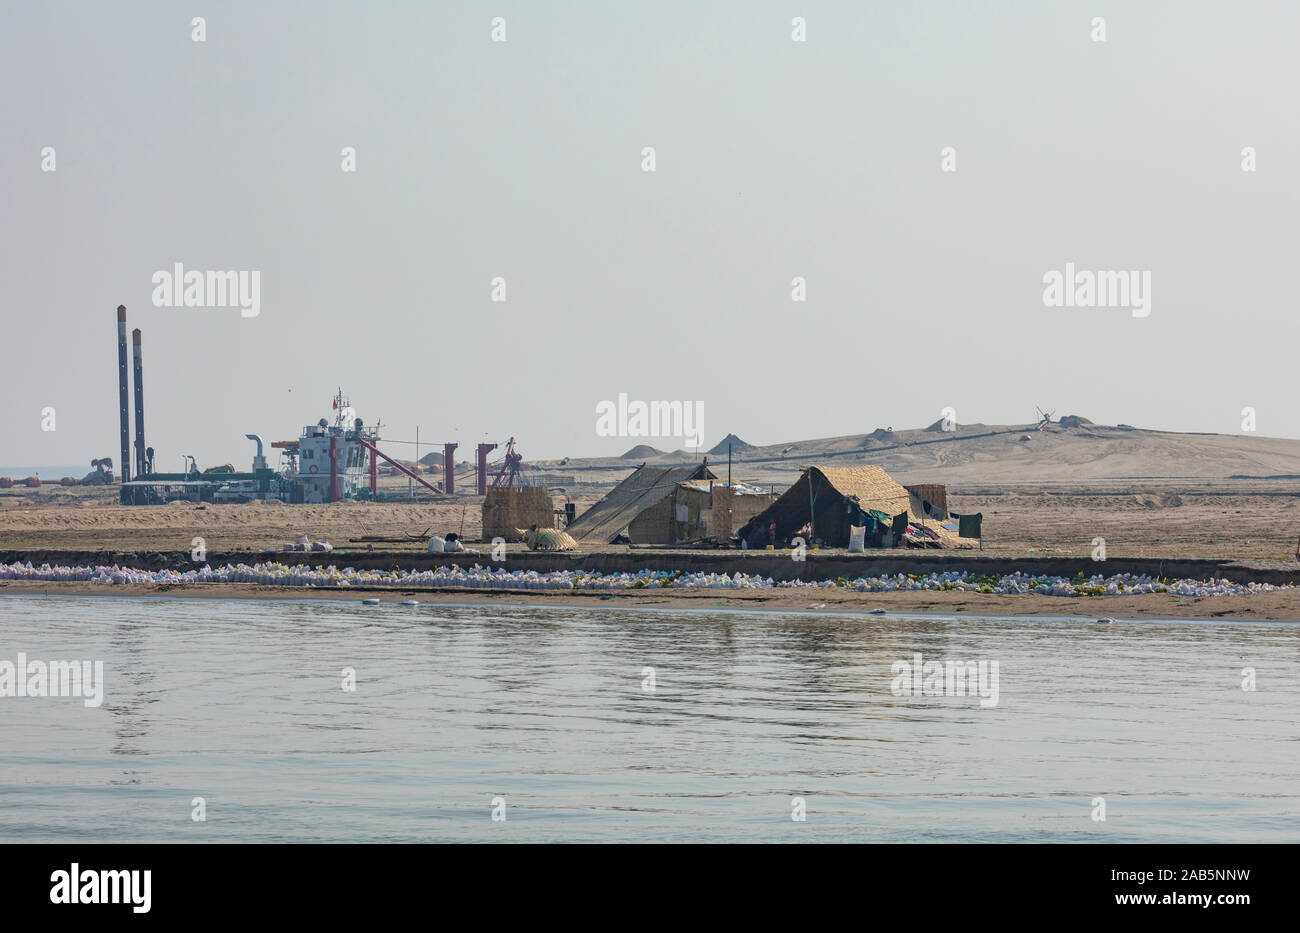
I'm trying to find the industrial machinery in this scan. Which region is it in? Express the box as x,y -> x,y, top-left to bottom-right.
272,389 -> 445,502
81,458 -> 115,485
490,437 -> 525,488
112,306 -> 351,504
475,442 -> 497,495
111,306 -> 456,504
268,390 -> 377,503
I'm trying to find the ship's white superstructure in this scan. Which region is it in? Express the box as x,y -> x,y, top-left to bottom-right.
276,389 -> 378,503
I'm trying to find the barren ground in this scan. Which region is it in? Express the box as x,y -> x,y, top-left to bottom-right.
3,477 -> 1299,561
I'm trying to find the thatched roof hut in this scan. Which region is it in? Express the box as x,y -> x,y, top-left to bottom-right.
738,465 -> 972,548
566,461 -> 716,543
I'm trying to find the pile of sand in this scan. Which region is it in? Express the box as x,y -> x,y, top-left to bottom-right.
708,433 -> 753,455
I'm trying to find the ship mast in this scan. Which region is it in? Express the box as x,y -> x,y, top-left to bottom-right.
333,387 -> 350,430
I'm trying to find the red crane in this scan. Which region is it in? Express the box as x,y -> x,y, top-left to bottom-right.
490,437 -> 525,487
354,436 -> 444,495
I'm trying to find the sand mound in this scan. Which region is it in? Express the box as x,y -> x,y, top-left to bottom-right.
620,444 -> 663,460
709,433 -> 753,455
1059,415 -> 1094,428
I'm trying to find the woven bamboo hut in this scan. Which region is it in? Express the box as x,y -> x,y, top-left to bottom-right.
482,486 -> 555,542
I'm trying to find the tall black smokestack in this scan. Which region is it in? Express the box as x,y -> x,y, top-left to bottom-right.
132,328 -> 146,479
117,305 -> 131,503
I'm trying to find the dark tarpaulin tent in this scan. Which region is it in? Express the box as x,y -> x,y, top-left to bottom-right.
737,465 -> 973,548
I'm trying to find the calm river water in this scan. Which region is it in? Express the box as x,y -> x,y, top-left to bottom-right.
1,595 -> 1296,842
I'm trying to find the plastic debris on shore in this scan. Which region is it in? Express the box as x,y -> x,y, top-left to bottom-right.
0,561 -> 1291,598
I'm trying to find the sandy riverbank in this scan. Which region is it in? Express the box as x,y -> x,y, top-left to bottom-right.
4,478 -> 1300,559
4,580 -> 1300,620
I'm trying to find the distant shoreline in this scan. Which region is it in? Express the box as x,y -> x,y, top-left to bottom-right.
0,466 -> 86,479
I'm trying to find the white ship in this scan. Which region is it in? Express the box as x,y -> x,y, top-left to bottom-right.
273,389 -> 381,503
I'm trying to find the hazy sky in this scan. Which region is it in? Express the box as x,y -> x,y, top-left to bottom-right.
4,1 -> 1297,469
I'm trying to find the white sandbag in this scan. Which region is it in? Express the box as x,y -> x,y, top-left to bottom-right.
848,525 -> 866,553
427,534 -> 446,553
